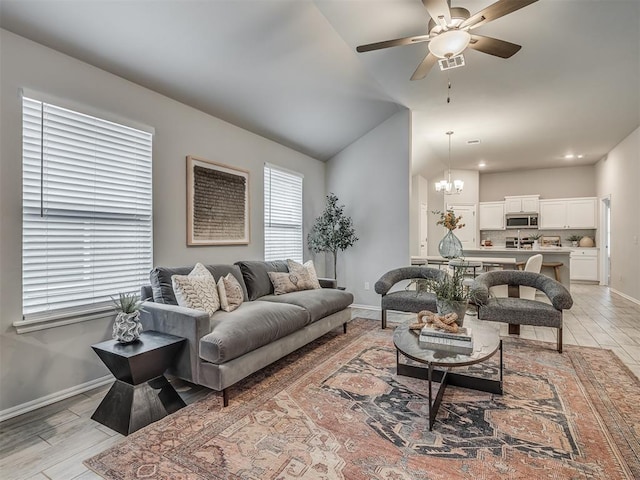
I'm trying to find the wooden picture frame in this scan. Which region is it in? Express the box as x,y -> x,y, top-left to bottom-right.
186,156 -> 250,246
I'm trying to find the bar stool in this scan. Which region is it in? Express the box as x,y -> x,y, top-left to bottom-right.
517,260 -> 563,281
542,262 -> 563,282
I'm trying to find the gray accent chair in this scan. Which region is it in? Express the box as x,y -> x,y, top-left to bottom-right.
470,271 -> 573,353
374,267 -> 448,329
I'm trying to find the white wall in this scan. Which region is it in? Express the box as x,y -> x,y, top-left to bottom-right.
596,127 -> 640,302
0,30 -> 327,412
480,165 -> 597,202
326,110 -> 411,307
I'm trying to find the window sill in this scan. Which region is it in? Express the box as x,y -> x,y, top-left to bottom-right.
13,307 -> 115,334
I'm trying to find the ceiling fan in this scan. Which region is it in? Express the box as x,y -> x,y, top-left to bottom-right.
356,0 -> 538,80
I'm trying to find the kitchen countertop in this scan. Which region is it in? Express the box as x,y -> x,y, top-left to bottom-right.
466,246 -> 576,253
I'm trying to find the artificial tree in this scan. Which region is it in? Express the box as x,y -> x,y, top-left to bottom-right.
307,193 -> 358,284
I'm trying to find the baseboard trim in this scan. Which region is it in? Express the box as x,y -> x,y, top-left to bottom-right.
0,374 -> 114,423
610,288 -> 640,306
351,304 -> 380,311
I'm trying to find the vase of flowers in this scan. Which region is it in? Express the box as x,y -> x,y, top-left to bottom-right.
434,209 -> 465,259
112,293 -> 144,343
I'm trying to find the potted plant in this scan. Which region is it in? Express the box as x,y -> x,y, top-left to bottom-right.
433,209 -> 465,258
421,267 -> 472,326
308,193 -> 358,285
111,292 -> 144,343
529,233 -> 542,249
566,234 -> 582,247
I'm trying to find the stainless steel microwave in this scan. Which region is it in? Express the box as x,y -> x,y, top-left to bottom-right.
506,214 -> 538,229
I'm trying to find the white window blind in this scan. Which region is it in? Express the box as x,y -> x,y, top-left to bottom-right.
264,163 -> 303,263
21,97 -> 153,324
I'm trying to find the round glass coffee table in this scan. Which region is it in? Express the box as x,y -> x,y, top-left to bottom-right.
393,318 -> 503,430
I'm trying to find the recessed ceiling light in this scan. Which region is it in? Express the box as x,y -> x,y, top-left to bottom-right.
577,154 -> 584,159
467,139 -> 481,145
478,162 -> 486,167
564,154 -> 575,159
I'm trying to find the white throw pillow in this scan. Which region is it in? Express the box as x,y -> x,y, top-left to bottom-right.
287,259 -> 322,289
217,273 -> 244,312
171,263 -> 220,316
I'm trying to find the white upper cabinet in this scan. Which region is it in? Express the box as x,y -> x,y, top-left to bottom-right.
479,202 -> 505,230
504,195 -> 539,213
539,197 -> 597,229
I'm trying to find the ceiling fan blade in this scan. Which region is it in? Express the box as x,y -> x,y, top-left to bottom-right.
410,52 -> 438,81
460,0 -> 538,30
356,34 -> 430,53
422,0 -> 452,25
468,35 -> 522,58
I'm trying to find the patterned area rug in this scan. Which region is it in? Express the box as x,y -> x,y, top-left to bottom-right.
85,318 -> 640,479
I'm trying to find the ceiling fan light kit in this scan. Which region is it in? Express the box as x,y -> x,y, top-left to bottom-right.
428,29 -> 471,58
356,0 -> 539,80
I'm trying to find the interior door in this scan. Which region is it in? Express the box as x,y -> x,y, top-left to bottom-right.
447,204 -> 476,250
420,203 -> 428,256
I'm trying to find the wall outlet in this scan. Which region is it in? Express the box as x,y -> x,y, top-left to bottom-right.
364,282 -> 370,290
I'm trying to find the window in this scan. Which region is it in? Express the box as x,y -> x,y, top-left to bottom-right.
19,96 -> 153,331
264,163 -> 303,263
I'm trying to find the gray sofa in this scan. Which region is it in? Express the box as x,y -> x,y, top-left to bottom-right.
139,260 -> 353,406
470,270 -> 573,352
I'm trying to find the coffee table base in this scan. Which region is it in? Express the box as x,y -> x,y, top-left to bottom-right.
396,340 -> 503,430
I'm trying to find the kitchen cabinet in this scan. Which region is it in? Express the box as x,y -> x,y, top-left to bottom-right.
539,197 -> 597,229
570,248 -> 598,281
479,202 -> 505,230
504,195 -> 539,214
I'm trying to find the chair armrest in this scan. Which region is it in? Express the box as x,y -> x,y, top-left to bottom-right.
139,302 -> 210,383
374,267 -> 447,295
319,277 -> 337,289
470,271 -> 573,310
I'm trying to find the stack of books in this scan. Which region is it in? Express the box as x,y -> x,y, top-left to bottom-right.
419,325 -> 474,355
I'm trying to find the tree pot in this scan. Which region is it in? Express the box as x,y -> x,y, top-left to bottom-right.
436,299 -> 467,327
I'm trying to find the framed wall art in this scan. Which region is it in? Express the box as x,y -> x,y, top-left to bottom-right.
186,156 -> 250,246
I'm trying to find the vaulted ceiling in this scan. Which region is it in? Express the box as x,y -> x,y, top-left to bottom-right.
1,0 -> 638,176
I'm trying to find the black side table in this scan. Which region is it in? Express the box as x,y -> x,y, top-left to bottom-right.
91,330 -> 187,435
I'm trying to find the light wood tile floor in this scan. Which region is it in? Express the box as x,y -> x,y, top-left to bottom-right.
1,283 -> 638,479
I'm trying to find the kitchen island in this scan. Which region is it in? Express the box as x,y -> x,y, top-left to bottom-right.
412,247 -> 572,288
463,247 -> 571,287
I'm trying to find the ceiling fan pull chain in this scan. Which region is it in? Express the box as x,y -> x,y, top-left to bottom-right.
447,78 -> 452,104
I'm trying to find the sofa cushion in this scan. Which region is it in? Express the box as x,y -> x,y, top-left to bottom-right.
235,260 -> 288,301
479,297 -> 562,327
150,264 -> 248,305
268,270 -> 315,295
258,289 -> 353,323
172,263 -> 220,315
199,301 -> 309,364
287,259 -> 322,289
218,273 -> 244,312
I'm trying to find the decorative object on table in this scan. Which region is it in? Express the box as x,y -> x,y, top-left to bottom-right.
433,209 -> 465,258
419,322 -> 474,355
420,266 -> 470,326
418,309 -> 460,333
307,193 -> 358,284
186,155 -> 249,246
566,234 -> 582,247
578,236 -> 595,247
529,233 -> 541,249
111,292 -> 144,344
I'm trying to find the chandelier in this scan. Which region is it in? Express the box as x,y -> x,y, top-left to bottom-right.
435,131 -> 464,194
